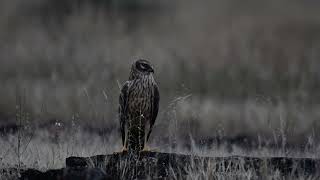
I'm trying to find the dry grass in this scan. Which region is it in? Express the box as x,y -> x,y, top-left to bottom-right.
1,0 -> 320,178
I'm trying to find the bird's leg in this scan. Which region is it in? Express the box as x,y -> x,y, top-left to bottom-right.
142,142 -> 157,152
121,146 -> 128,153
142,134 -> 149,152
116,133 -> 128,154
141,122 -> 151,152
122,132 -> 128,153
115,146 -> 128,154
142,145 -> 150,152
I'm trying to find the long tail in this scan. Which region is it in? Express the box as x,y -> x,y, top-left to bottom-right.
127,117 -> 145,152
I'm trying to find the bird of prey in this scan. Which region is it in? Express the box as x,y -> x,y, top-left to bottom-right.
119,59 -> 160,152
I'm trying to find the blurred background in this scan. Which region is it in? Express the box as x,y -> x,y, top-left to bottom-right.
1,0 -> 320,157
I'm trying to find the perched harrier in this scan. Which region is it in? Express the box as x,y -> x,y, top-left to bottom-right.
119,59 -> 160,152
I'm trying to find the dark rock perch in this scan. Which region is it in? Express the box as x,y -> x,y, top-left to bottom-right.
18,152 -> 320,179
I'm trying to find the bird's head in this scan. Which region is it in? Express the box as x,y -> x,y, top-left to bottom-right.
129,59 -> 155,80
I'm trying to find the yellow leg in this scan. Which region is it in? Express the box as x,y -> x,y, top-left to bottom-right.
141,128 -> 149,152
141,145 -> 158,152
121,133 -> 128,153
141,134 -> 155,152
142,145 -> 150,152
121,146 -> 128,153
114,146 -> 128,154
115,133 -> 128,154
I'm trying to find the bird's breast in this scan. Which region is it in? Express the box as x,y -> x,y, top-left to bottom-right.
128,78 -> 155,117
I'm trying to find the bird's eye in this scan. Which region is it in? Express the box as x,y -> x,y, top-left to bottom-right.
141,64 -> 147,69
137,63 -> 148,71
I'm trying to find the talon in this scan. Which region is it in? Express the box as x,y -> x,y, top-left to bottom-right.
115,147 -> 128,154
141,145 -> 152,152
122,147 -> 128,153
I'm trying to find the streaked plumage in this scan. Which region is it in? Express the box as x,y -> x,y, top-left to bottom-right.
119,59 -> 159,152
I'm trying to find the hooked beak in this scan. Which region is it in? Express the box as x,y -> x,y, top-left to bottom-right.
148,67 -> 154,73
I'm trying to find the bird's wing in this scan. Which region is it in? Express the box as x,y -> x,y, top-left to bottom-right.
147,84 -> 160,140
119,81 -> 130,146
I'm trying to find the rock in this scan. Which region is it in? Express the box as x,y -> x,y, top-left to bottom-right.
0,168 -> 21,179
63,167 -> 106,180
14,152 -> 320,179
68,151 -> 320,179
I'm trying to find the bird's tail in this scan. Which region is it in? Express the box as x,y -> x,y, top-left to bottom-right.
127,117 -> 145,153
